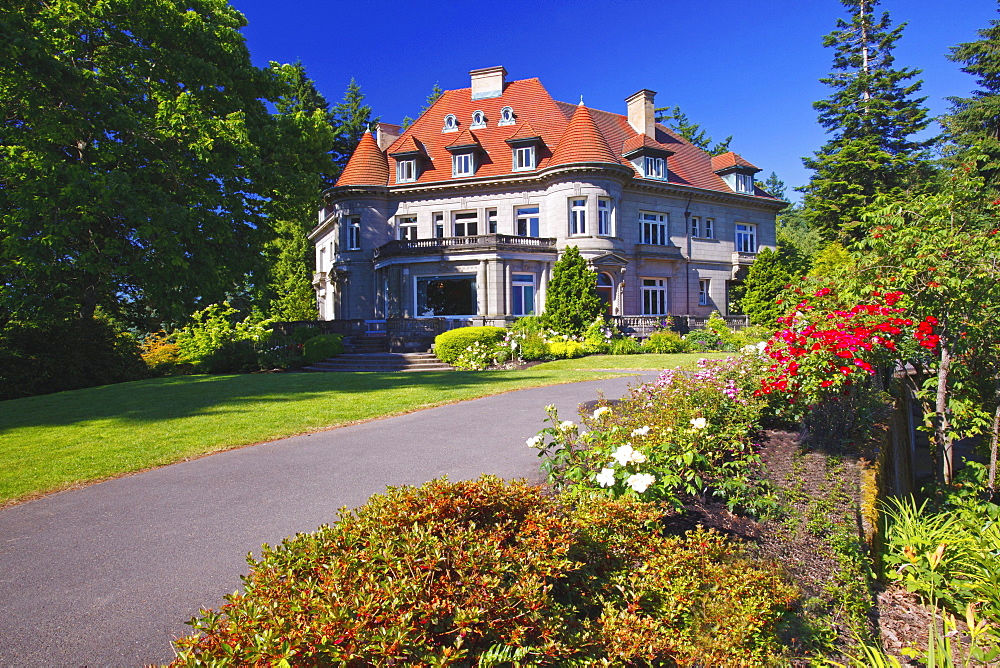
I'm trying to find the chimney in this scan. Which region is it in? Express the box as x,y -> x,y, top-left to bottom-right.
470,66 -> 507,100
376,122 -> 401,150
625,89 -> 657,138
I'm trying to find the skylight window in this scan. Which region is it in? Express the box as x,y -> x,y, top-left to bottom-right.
443,114 -> 458,132
470,110 -> 486,129
498,106 -> 515,126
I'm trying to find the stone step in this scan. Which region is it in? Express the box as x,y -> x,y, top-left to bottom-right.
303,353 -> 454,373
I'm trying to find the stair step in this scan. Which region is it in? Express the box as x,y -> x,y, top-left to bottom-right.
303,352 -> 454,373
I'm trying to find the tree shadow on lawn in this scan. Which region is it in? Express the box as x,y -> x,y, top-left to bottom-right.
0,368 -> 618,433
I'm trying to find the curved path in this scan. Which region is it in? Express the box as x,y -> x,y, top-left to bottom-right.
0,372 -> 658,666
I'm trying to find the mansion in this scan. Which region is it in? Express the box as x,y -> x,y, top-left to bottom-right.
310,66 -> 783,324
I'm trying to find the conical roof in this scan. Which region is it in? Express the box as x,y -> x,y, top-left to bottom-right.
336,130 -> 388,187
548,103 -> 620,167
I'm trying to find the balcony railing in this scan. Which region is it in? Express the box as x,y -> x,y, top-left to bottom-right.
374,234 -> 557,260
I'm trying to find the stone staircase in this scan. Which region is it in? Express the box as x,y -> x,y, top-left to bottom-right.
303,352 -> 455,373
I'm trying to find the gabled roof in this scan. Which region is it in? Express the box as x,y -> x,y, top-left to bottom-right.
549,103 -> 621,167
711,151 -> 761,173
336,130 -> 388,187
621,133 -> 675,158
505,121 -> 542,144
388,134 -> 427,158
445,128 -> 482,152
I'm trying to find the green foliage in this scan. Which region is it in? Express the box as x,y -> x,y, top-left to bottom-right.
433,327 -> 507,366
0,0 -> 292,327
289,325 -> 321,344
654,105 -> 732,155
172,477 -> 796,665
808,241 -> 855,279
546,340 -> 585,359
330,78 -> 375,175
0,317 -> 149,400
739,246 -> 809,326
684,328 -> 726,351
609,337 -> 642,355
777,203 -> 827,260
642,329 -> 690,354
174,303 -> 275,373
800,0 -> 934,239
582,316 -> 616,354
542,246 -> 603,336
302,334 -> 343,364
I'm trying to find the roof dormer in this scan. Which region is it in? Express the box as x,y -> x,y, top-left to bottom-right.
712,152 -> 761,194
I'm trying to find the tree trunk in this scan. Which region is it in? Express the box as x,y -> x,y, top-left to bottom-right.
989,376 -> 1000,498
935,345 -> 953,484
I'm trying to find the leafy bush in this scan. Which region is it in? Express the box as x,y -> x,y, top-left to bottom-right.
684,327 -> 726,351
547,340 -> 585,359
609,336 -> 641,355
542,246 -> 603,336
289,325 -> 321,344
582,316 -> 616,354
172,477 -> 796,665
140,330 -> 192,376
433,326 -> 507,365
302,334 -> 344,363
509,316 -> 550,361
0,317 -> 149,400
642,329 -> 690,354
174,303 -> 274,372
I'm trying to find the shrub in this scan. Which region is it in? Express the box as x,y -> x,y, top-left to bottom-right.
684,327 -> 726,351
547,340 -> 585,359
609,336 -> 641,355
289,325 -> 321,344
582,316 -> 615,354
542,246 -> 603,336
642,329 -> 690,354
140,330 -> 191,376
172,477 -> 796,665
433,326 -> 506,365
302,334 -> 344,363
174,303 -> 274,372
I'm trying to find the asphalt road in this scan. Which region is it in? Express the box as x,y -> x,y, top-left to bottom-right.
0,372 -> 658,666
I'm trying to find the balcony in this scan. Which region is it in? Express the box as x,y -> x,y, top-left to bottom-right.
635,243 -> 684,260
373,234 -> 557,261
731,251 -> 757,279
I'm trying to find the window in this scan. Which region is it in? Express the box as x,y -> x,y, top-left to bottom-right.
699,279 -> 710,306
516,206 -> 539,237
499,106 -> 515,126
735,223 -> 757,253
704,218 -> 715,239
417,276 -> 477,316
596,272 -> 614,315
453,152 -> 474,177
471,110 -> 486,129
487,208 -> 498,234
347,217 -> 361,250
598,198 -> 612,236
640,212 -> 668,245
644,156 -> 666,180
513,145 -> 535,170
396,159 -> 416,183
398,216 -> 417,241
690,216 -> 701,238
736,173 -> 755,193
453,212 -> 478,237
642,278 -> 668,315
443,114 -> 458,132
434,213 -> 444,238
511,273 -> 535,316
569,198 -> 587,235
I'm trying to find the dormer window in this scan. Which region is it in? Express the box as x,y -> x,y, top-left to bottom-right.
470,110 -> 486,129
735,173 -> 755,193
499,106 -> 515,126
513,145 -> 535,171
443,114 -> 458,132
644,156 -> 667,180
453,152 -> 474,177
396,159 -> 416,183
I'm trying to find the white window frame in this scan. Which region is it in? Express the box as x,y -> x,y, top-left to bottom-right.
347,217 -> 361,250
487,208 -> 498,234
443,114 -> 458,132
598,198 -> 612,236
516,206 -> 539,237
397,216 -> 418,241
640,212 -> 668,246
644,156 -> 666,180
511,273 -> 536,316
396,159 -> 416,183
452,152 -> 474,177
433,213 -> 444,238
735,223 -> 757,253
704,217 -> 715,239
690,215 -> 701,238
453,211 -> 478,237
569,198 -> 587,236
498,106 -> 515,126
699,279 -> 710,306
470,110 -> 486,129
641,278 -> 668,316
736,173 -> 755,193
513,145 -> 535,171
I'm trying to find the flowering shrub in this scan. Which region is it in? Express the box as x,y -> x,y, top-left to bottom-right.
582,316 -> 616,354
451,338 -> 515,370
433,326 -> 507,367
172,477 -> 795,665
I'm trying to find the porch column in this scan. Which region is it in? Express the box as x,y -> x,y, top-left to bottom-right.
477,260 -> 487,315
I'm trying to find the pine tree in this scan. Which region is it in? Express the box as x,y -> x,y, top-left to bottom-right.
330,78 -> 375,179
801,0 -> 934,240
653,105 -> 732,155
542,246 -> 603,336
762,172 -> 788,200
944,7 -> 1000,186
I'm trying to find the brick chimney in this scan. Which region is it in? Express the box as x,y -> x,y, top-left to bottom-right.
470,66 -> 507,100
376,122 -> 401,151
625,89 -> 657,138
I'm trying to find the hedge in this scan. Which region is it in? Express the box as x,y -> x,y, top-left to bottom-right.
433,326 -> 506,365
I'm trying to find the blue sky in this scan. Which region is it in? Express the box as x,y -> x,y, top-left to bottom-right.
230,0 -> 997,201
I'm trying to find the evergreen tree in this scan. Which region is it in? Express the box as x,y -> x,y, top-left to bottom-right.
542,246 -> 603,336
402,82 -> 443,129
944,6 -> 1000,186
330,78 -> 375,179
800,0 -> 934,240
762,172 -> 788,200
654,105 -> 732,155
738,246 -> 809,327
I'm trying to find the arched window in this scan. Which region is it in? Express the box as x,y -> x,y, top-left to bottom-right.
596,273 -> 614,316
498,106 -> 515,126
470,110 -> 486,129
442,114 -> 458,132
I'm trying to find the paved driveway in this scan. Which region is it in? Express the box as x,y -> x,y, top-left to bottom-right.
0,372 -> 657,666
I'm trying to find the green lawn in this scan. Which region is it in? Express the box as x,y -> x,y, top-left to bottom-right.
0,353 -> 723,505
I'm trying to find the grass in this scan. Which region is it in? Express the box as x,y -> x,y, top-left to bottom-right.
533,352 -> 730,370
1,366 -> 632,505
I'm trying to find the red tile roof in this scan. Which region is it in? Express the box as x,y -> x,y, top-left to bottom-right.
332,74 -> 777,200
336,130 -> 388,187
505,121 -> 541,143
549,103 -> 621,167
711,151 -> 761,172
